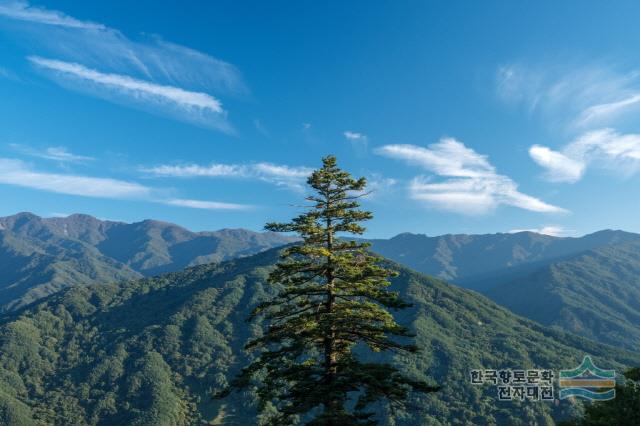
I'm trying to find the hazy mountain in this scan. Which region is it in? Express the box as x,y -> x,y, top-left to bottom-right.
367,230 -> 640,351
0,212 -> 295,311
479,241 -> 640,351
0,248 -> 636,425
366,230 -> 640,285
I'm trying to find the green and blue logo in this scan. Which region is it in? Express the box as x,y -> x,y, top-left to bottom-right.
559,356 -> 616,401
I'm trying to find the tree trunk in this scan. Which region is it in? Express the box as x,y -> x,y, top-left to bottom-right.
323,198 -> 338,424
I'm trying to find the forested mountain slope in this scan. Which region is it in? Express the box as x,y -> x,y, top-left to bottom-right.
366,230 -> 639,283
0,248 -> 637,425
0,212 -> 294,311
482,241 -> 640,351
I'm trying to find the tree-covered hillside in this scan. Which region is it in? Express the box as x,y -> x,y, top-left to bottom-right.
366,230 -> 639,283
484,241 -> 640,351
365,229 -> 640,353
0,248 -> 637,425
0,212 -> 294,311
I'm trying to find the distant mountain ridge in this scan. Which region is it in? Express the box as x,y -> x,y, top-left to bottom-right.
0,212 -> 295,311
4,212 -> 640,353
366,229 -> 640,284
482,241 -> 640,351
366,229 -> 640,352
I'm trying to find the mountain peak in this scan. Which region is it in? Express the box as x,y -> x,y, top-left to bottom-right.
0,211 -> 297,309
0,212 -> 43,232
64,213 -> 106,222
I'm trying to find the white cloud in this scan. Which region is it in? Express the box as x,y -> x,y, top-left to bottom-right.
377,138 -> 566,214
378,139 -> 495,178
497,61 -> 640,129
9,143 -> 94,163
362,175 -> 397,199
252,163 -> 308,178
499,61 -> 640,183
508,225 -> 574,237
29,57 -> 223,113
343,173 -> 397,201
530,128 -> 640,182
164,198 -> 251,211
0,1 -> 104,29
344,130 -> 369,156
578,93 -> 640,126
0,157 -> 150,198
0,1 -> 245,131
29,56 -> 230,132
142,161 -> 312,191
143,160 -> 389,198
143,163 -> 245,178
344,131 -> 367,141
0,157 -> 250,210
0,1 -> 246,95
528,145 -> 585,183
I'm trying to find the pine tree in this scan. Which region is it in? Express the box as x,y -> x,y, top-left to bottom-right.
221,155 -> 438,425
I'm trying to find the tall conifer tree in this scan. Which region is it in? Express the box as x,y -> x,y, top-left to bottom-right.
222,156 -> 438,425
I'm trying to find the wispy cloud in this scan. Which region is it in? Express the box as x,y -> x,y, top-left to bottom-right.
578,94 -> 640,127
0,157 -> 250,210
508,225 -> 574,237
144,163 -> 245,178
164,198 -> 250,211
28,57 -> 223,113
497,61 -> 640,129
344,130 -> 368,156
142,161 -> 313,191
0,1 -> 245,131
530,128 -> 640,183
0,157 -> 149,198
344,131 -> 367,142
528,145 -> 585,183
252,163 -> 312,190
29,56 -> 230,132
0,1 -> 246,95
9,143 -> 94,163
0,1 -> 104,30
498,60 -> 640,184
376,138 -> 566,214
254,119 -> 269,137
355,174 -> 397,200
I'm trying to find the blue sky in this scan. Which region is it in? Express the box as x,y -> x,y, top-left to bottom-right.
1,1 -> 640,238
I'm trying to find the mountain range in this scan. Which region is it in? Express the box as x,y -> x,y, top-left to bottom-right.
1,212 -> 639,356
0,212 -> 294,311
482,241 -> 640,350
367,230 -> 640,351
366,229 -> 640,284
0,247 -> 637,425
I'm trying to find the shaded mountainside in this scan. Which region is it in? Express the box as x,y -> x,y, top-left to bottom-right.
367,230 -> 640,283
366,230 -> 640,353
482,241 -> 640,352
0,212 -> 295,311
0,248 -> 637,425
